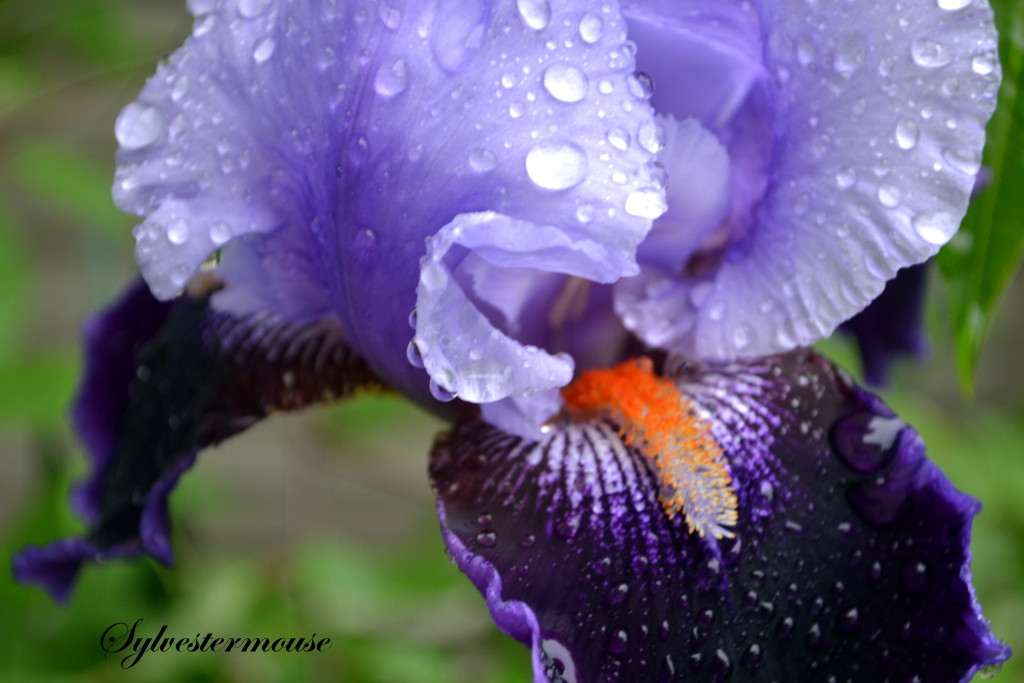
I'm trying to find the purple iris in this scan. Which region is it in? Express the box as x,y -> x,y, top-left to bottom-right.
13,0 -> 1009,679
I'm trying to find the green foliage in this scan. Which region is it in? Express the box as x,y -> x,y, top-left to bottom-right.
939,0 -> 1024,394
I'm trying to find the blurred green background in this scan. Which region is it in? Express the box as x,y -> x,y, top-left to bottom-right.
0,1 -> 1021,681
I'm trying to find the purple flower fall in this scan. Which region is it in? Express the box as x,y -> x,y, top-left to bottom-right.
13,0 -> 1010,680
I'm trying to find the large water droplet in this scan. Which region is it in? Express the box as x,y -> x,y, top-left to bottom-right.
937,0 -> 972,7
406,340 -> 425,368
238,0 -> 271,19
525,141 -> 588,190
626,72 -> 654,99
624,187 -> 666,218
543,62 -> 588,103
374,58 -> 409,97
972,53 -> 997,75
609,629 -> 629,655
578,12 -> 603,44
637,120 -> 665,153
166,218 -> 190,245
942,146 -> 981,175
469,148 -> 497,173
476,530 -> 498,548
911,38 -> 952,68
877,184 -> 902,208
210,222 -> 232,245
895,119 -> 919,150
606,127 -> 630,151
835,166 -> 857,189
516,0 -> 551,30
455,360 -> 514,402
253,37 -> 276,63
429,377 -> 457,402
115,103 -> 165,150
913,210 -> 957,245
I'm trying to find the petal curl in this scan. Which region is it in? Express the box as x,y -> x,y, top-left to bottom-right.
15,278 -> 381,601
114,0 -> 664,409
431,350 -> 1008,682
615,0 -> 1000,360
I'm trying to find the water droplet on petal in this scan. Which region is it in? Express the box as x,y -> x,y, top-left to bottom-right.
210,222 -> 231,245
476,530 -> 498,547
238,0 -> 271,19
834,33 -> 867,73
942,146 -> 981,175
913,210 -> 957,244
170,75 -> 190,101
895,119 -> 919,150
406,340 -> 425,367
252,37 -> 276,63
624,187 -> 666,218
835,166 -> 857,189
937,0 -> 972,7
469,147 -> 498,174
606,127 -> 630,151
429,377 -> 457,402
526,141 -> 588,190
911,38 -> 952,68
609,629 -> 629,654
516,0 -> 551,30
972,53 -> 997,75
379,4 -> 401,29
543,62 -> 589,103
637,120 -> 665,153
115,103 -> 165,150
877,184 -> 902,208
578,12 -> 603,44
166,219 -> 190,245
626,72 -> 654,99
374,58 -> 409,97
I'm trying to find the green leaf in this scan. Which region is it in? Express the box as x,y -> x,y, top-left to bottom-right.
938,0 -> 1024,394
0,204 -> 29,361
10,139 -> 133,243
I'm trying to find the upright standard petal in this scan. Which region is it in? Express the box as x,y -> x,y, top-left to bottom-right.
113,0 -> 665,414
614,0 -> 1000,361
14,277 -> 382,601
431,350 -> 1008,682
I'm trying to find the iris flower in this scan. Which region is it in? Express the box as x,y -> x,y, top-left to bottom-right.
14,0 -> 1010,679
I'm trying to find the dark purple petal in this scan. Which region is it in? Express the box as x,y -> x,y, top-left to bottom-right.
16,277 -> 382,602
431,350 -> 1008,682
840,262 -> 930,386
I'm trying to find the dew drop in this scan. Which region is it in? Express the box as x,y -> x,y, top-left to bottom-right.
374,58 -> 409,97
895,119 -> 919,150
543,62 -> 589,103
576,204 -> 594,223
166,219 -> 190,245
610,629 -> 629,655
578,13 -> 603,44
476,530 -> 498,547
942,146 -> 981,175
252,37 -> 276,63
877,184 -> 902,208
637,120 -> 665,153
912,210 -> 957,245
606,127 -> 630,151
170,75 -> 190,101
379,4 -> 401,29
525,141 -> 588,190
516,0 -> 551,30
972,53 -> 997,76
607,583 -> 630,605
624,187 -> 666,218
115,103 -> 165,150
835,166 -> 857,189
910,38 -> 952,68
469,147 -> 498,173
210,222 -> 231,245
626,72 -> 654,99
406,340 -> 425,368
429,377 -> 457,402
732,323 -> 753,350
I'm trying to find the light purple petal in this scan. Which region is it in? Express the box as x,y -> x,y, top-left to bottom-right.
114,0 -> 665,410
615,0 -> 1000,360
431,350 -> 1009,681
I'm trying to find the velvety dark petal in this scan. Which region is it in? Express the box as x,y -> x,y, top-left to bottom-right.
431,350 -> 1008,682
840,263 -> 930,386
16,277 -> 382,601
